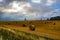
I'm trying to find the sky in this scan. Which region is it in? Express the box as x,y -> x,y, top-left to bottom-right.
0,0 -> 60,21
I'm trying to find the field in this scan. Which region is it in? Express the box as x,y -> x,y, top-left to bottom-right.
0,20 -> 60,40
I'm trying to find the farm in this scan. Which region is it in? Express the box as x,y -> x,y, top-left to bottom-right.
0,20 -> 60,40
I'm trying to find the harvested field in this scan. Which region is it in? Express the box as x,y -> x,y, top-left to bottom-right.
0,20 -> 60,40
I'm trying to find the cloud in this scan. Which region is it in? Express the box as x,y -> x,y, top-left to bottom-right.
43,9 -> 60,18
51,9 -> 60,17
1,1 -> 40,20
0,0 -> 60,20
2,1 -> 31,13
32,0 -> 41,3
45,0 -> 56,6
56,0 -> 60,4
0,0 -> 3,2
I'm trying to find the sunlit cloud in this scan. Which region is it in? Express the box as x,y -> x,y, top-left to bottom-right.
32,0 -> 41,3
2,1 -> 31,13
0,0 -> 3,2
46,0 -> 56,6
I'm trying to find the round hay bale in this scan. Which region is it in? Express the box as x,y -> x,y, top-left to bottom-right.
29,25 -> 35,31
45,22 -> 46,24
7,23 -> 10,25
22,24 -> 26,27
53,23 -> 56,25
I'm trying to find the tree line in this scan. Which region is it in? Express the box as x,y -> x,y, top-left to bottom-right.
49,16 -> 60,20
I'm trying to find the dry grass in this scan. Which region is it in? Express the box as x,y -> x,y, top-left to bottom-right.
0,26 -> 53,40
0,20 -> 60,40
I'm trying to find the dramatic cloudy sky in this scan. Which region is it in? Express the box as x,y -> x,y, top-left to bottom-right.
0,0 -> 60,21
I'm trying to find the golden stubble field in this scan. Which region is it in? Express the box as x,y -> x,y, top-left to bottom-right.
0,20 -> 60,40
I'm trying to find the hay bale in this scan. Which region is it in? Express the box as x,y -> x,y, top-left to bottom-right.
22,24 -> 26,27
45,22 -> 46,24
29,25 -> 35,31
7,23 -> 10,25
53,23 -> 56,25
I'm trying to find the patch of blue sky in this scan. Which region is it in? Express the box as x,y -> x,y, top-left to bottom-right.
52,4 -> 60,9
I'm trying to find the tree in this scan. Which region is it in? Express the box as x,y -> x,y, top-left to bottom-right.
24,18 -> 27,21
50,16 -> 60,20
